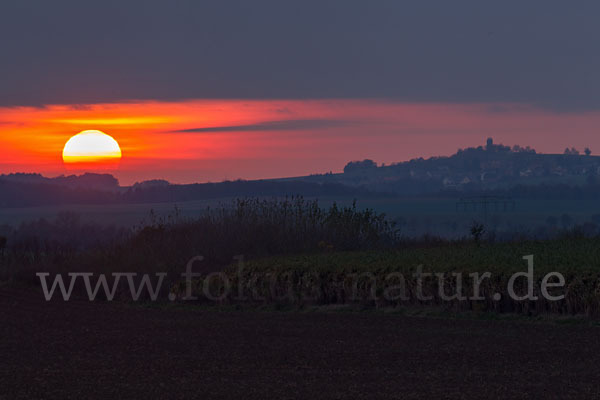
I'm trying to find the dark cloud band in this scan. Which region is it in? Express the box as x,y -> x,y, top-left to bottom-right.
0,1 -> 598,110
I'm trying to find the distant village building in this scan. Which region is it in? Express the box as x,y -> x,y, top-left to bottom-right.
520,169 -> 532,177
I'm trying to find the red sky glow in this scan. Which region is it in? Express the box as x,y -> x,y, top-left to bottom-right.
1,99 -> 598,185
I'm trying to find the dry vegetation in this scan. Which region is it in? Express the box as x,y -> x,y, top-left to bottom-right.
2,197 -> 600,317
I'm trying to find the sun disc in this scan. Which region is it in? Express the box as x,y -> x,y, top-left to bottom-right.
62,130 -> 122,164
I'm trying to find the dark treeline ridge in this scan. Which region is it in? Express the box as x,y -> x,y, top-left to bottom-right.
5,170 -> 600,209
0,174 -> 380,208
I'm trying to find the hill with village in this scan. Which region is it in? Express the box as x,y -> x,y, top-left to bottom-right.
296,138 -> 600,195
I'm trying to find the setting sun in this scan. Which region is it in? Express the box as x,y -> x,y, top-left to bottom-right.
62,130 -> 122,165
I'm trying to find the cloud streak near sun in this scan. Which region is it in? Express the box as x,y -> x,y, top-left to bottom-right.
171,119 -> 353,134
1,99 -> 600,185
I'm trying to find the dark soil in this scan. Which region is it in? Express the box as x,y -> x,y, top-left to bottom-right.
1,285 -> 599,399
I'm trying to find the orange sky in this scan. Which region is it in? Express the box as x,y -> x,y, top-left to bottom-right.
1,99 -> 599,185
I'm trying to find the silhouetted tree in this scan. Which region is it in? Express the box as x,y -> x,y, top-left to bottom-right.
343,159 -> 377,174
470,222 -> 485,245
0,235 -> 6,257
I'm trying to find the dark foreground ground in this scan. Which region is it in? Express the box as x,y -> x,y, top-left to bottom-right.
1,285 -> 600,399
